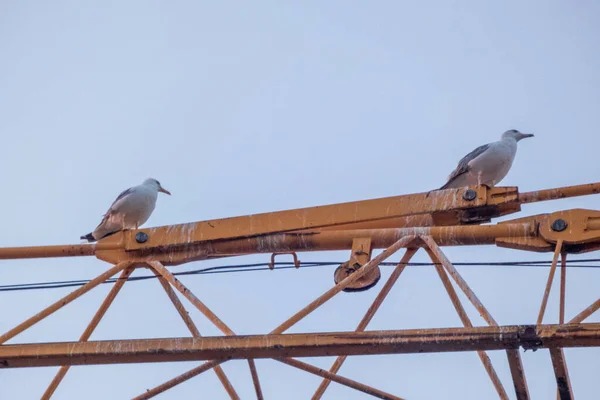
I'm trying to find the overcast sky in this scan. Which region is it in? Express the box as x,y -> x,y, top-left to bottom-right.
1,1 -> 600,399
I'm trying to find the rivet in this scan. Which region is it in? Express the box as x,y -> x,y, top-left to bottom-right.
135,232 -> 149,243
463,189 -> 477,201
551,219 -> 568,232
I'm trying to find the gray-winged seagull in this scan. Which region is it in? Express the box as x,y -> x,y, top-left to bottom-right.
81,178 -> 171,242
439,129 -> 534,190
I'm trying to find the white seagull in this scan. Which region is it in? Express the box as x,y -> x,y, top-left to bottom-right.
81,178 -> 171,242
440,129 -> 534,190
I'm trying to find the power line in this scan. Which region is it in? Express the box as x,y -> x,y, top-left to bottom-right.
1,258 -> 600,293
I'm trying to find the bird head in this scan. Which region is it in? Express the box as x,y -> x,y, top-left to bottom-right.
501,129 -> 534,142
144,178 -> 171,195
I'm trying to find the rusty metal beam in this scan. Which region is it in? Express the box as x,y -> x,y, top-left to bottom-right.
2,324 -> 600,368
426,248 -> 509,400
270,236 -> 416,335
0,181 -> 597,263
98,222 -> 536,265
41,267 -> 134,400
277,358 -> 405,400
537,240 -> 563,325
422,236 -> 498,326
147,261 -> 264,398
117,186 -> 502,251
313,248 -> 419,399
139,238 -> 415,397
132,359 -> 225,400
570,297 -> 600,324
115,180 -> 600,251
150,268 -> 240,400
506,349 -> 530,400
519,181 -> 600,204
0,262 -> 132,345
424,240 -> 531,399
559,253 -> 567,325
549,348 -> 574,400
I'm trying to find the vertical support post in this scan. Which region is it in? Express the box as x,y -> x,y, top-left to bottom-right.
312,247 -> 418,400
537,240 -> 564,325
559,252 -> 567,325
556,253 -> 569,400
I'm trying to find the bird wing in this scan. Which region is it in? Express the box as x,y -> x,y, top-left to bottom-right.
94,187 -> 135,230
441,143 -> 491,189
104,187 -> 134,215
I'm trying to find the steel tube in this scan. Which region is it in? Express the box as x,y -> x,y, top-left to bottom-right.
1,324 -> 599,368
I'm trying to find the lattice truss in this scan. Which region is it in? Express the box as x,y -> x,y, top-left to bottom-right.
2,183 -> 600,399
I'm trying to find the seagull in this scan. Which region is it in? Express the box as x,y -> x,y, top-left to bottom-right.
81,178 -> 171,242
439,129 -> 534,190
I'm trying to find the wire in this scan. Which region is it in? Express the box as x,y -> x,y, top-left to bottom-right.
1,258 -> 600,293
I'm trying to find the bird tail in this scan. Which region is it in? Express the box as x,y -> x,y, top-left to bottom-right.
80,233 -> 96,242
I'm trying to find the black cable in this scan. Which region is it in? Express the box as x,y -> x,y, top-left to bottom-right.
1,258 -> 600,293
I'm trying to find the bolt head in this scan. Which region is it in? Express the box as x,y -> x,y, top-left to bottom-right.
551,219 -> 568,232
135,232 -> 149,243
463,189 -> 477,201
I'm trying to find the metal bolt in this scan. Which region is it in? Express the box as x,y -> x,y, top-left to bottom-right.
135,232 -> 149,243
462,189 -> 477,201
551,219 -> 568,232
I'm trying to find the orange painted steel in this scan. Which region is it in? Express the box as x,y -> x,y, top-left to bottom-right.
549,348 -> 574,400
151,268 -> 240,400
426,248 -> 509,400
41,267 -> 134,400
569,298 -> 600,324
519,181 -> 600,204
425,240 -> 530,399
139,237 -> 417,397
506,349 -> 531,400
559,253 -> 567,325
276,358 -> 405,400
0,262 -> 132,345
0,182 -> 598,264
1,182 -> 600,399
537,240 -> 564,325
313,248 -> 419,400
423,236 -> 499,326
269,236 -> 416,335
119,186 -> 498,250
147,261 -> 264,398
132,359 -> 225,400
2,324 -> 600,367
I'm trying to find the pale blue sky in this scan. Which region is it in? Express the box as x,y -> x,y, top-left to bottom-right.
1,1 -> 599,399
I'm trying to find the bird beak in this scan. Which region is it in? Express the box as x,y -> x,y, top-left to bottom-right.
159,186 -> 171,195
520,133 -> 534,139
